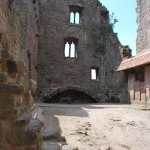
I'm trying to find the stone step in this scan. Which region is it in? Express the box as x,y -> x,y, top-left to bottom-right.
42,142 -> 61,150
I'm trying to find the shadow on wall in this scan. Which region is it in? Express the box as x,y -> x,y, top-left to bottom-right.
108,96 -> 120,103
45,90 -> 98,104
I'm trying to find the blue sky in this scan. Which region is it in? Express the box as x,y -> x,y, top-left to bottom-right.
99,0 -> 137,55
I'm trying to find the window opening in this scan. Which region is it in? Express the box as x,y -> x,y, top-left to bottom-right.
69,5 -> 83,24
70,11 -> 74,23
91,68 -> 99,81
70,42 -> 75,57
65,42 -> 70,57
64,38 -> 78,58
75,12 -> 80,24
70,11 -> 80,24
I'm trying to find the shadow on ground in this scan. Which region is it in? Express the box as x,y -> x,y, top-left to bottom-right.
42,106 -> 89,117
40,103 -> 130,117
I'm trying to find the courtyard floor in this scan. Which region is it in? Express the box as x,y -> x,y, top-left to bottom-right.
37,104 -> 150,150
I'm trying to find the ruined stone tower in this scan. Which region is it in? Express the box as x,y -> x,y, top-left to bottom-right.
117,0 -> 150,102
136,0 -> 150,54
37,0 -> 124,103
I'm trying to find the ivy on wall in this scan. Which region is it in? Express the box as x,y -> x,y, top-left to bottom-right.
90,12 -> 118,55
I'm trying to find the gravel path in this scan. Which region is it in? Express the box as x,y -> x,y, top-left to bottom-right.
41,104 -> 150,150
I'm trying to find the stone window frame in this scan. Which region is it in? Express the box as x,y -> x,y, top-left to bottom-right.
91,67 -> 99,81
69,5 -> 83,25
64,37 -> 78,58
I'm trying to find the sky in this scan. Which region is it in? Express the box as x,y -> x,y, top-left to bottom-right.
99,0 -> 137,56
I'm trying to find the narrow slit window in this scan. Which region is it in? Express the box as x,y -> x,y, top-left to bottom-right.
70,42 -> 75,57
70,11 -> 74,23
75,12 -> 80,24
65,42 -> 70,57
91,68 -> 99,81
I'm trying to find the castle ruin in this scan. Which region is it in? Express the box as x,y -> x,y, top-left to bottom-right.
37,0 -> 124,103
1,0 -> 146,149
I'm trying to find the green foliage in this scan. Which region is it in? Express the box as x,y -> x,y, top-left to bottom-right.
99,22 -> 112,35
90,22 -> 111,55
109,12 -> 118,28
90,12 -> 118,55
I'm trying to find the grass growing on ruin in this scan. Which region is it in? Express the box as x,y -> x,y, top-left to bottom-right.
90,12 -> 118,55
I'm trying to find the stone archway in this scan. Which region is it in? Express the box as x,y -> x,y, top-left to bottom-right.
40,86 -> 105,103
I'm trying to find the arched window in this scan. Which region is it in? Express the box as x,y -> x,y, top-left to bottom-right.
70,42 -> 75,57
70,11 -> 74,23
64,37 -> 78,58
75,12 -> 80,24
65,42 -> 70,57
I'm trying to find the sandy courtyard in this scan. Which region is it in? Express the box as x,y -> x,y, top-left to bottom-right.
40,104 -> 150,150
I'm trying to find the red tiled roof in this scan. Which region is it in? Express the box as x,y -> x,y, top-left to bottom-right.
117,51 -> 150,71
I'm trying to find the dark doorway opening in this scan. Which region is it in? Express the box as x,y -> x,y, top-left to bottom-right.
45,90 -> 97,104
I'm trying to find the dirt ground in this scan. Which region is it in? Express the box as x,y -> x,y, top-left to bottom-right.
41,104 -> 150,150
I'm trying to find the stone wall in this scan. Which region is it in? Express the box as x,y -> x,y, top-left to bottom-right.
0,0 -> 38,80
0,0 -> 42,149
104,33 -> 125,90
136,0 -> 150,53
37,0 -> 124,102
16,0 -> 39,80
0,52 -> 43,150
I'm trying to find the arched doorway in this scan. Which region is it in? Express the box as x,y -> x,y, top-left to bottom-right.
41,86 -> 102,103
45,90 -> 97,103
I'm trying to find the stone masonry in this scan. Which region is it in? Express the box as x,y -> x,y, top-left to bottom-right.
37,0 -> 124,103
0,0 -> 38,80
0,0 -> 129,149
0,52 -> 43,150
0,0 -> 43,149
136,0 -> 150,54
